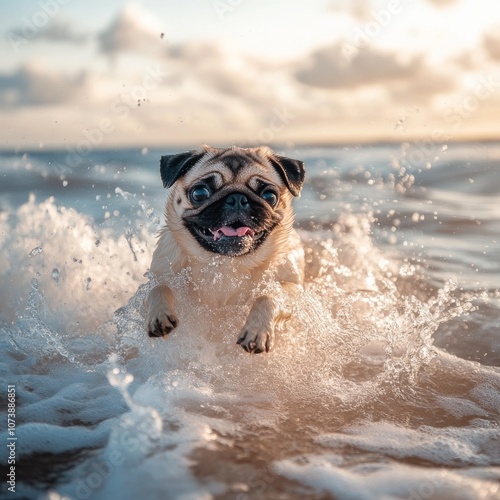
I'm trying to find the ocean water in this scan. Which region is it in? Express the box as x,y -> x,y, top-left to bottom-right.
0,142 -> 499,500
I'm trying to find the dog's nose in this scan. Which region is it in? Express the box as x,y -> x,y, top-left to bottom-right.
225,193 -> 249,210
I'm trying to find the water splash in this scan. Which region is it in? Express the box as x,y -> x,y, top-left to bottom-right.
1,193 -> 498,499
104,353 -> 164,467
107,353 -> 136,409
13,278 -> 90,370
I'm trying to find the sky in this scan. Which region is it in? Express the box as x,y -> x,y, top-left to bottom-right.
0,0 -> 499,150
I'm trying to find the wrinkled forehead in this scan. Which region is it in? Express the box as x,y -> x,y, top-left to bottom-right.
183,152 -> 282,187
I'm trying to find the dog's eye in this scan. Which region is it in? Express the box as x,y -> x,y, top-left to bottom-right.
261,189 -> 278,207
189,186 -> 211,204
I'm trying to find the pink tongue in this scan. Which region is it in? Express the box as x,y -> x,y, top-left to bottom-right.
210,226 -> 253,241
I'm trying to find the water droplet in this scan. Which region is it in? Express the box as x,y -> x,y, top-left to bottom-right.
29,246 -> 43,257
52,268 -> 60,284
107,354 -> 134,405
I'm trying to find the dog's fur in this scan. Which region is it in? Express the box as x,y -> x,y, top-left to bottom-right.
145,145 -> 305,353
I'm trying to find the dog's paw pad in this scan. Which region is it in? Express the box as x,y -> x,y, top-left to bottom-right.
237,329 -> 273,354
167,315 -> 178,328
147,313 -> 178,337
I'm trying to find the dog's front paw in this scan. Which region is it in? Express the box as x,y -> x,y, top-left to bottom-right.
237,296 -> 277,354
146,284 -> 178,338
237,321 -> 274,354
147,312 -> 178,338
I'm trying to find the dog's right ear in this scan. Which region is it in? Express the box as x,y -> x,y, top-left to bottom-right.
160,151 -> 205,188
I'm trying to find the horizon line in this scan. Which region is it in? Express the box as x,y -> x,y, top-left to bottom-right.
1,135 -> 500,154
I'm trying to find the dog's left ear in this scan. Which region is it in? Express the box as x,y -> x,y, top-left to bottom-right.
269,155 -> 305,197
160,151 -> 205,188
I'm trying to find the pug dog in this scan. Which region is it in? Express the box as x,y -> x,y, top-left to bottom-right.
145,145 -> 305,353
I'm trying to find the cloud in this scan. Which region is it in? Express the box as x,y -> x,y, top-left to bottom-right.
0,0 -> 481,148
295,44 -> 423,89
94,0 -> 278,111
483,33 -> 500,60
7,17 -> 89,52
427,0 -> 459,6
38,18 -> 88,44
166,42 -> 264,100
329,0 -> 373,22
294,43 -> 456,104
453,51 -> 479,70
98,3 -> 164,57
11,18 -> 89,45
0,63 -> 87,107
390,71 -> 456,103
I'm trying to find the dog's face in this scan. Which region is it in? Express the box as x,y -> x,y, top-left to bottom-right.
159,145 -> 305,258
